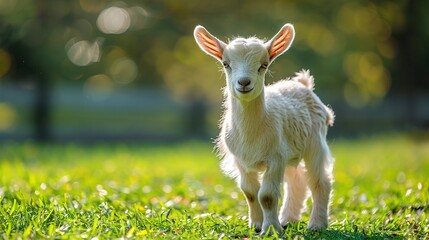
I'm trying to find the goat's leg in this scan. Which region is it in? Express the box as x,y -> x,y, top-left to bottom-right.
258,166 -> 284,236
238,171 -> 263,232
304,139 -> 333,230
279,163 -> 308,226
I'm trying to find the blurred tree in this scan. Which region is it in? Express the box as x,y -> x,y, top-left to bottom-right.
0,0 -> 428,140
1,2 -> 49,141
389,0 -> 426,127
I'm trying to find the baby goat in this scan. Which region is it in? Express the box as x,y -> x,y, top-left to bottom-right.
193,24 -> 335,236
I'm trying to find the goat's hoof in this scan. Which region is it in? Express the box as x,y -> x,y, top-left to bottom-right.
307,220 -> 328,231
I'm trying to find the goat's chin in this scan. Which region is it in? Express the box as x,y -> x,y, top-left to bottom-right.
234,89 -> 259,102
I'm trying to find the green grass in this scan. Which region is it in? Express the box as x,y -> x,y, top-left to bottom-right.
0,134 -> 428,239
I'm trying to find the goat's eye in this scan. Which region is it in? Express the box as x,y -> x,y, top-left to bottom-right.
258,62 -> 269,72
223,62 -> 231,69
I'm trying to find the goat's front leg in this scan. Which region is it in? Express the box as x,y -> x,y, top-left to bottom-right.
259,165 -> 284,236
238,170 -> 263,232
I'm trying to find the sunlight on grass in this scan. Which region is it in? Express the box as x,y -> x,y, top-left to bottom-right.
0,135 -> 428,238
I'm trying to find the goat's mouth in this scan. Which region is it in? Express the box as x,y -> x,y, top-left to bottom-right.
236,87 -> 254,94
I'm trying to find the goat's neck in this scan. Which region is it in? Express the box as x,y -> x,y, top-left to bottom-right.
229,91 -> 266,129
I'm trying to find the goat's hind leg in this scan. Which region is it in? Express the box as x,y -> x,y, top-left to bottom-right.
238,171 -> 263,232
304,137 -> 333,230
279,163 -> 308,226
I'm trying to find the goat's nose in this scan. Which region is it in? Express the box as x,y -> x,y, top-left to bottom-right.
238,78 -> 251,87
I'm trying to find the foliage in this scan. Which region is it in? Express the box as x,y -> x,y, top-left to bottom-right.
0,135 -> 428,239
1,0 -> 428,107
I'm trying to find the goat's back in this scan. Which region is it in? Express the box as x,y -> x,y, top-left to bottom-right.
264,72 -> 334,152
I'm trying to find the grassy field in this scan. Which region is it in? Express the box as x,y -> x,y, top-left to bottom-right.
0,135 -> 428,239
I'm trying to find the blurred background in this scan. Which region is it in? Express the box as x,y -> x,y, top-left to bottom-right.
0,0 -> 428,142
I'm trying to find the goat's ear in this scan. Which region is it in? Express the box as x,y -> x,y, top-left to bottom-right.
194,25 -> 226,61
265,24 -> 295,61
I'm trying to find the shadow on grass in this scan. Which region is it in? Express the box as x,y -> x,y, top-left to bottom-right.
226,224 -> 404,240
277,222 -> 404,240
301,229 -> 403,240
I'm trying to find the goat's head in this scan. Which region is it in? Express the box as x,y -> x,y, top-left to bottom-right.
194,24 -> 295,102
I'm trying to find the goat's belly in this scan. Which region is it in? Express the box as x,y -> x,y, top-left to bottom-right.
226,137 -> 298,173
238,158 -> 267,172
229,146 -> 270,172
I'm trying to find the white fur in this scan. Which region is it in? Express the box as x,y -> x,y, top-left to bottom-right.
194,24 -> 335,236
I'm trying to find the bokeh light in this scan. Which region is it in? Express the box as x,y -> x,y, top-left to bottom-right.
96,3 -> 149,34
84,74 -> 113,100
97,6 -> 130,34
343,51 -> 390,107
297,23 -> 337,55
0,103 -> 16,131
109,58 -> 138,84
66,38 -> 101,66
102,46 -> 138,84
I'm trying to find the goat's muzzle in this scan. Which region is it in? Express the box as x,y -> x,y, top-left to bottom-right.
237,78 -> 253,93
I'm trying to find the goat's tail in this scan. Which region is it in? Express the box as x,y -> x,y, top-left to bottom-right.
293,69 -> 314,90
325,105 -> 335,126
293,69 -> 335,126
